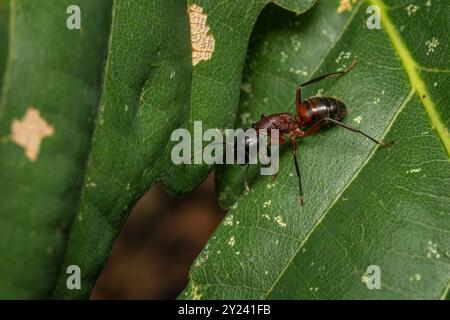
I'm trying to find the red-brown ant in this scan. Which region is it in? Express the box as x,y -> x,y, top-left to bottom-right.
245,60 -> 394,206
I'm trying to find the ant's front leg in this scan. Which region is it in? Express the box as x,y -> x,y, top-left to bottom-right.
264,134 -> 287,183
290,138 -> 304,206
266,134 -> 287,182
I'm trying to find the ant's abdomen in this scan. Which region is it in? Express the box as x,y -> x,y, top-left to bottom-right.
304,97 -> 347,123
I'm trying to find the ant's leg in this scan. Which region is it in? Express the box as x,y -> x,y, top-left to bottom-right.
324,118 -> 395,146
268,135 -> 287,182
304,119 -> 325,136
296,60 -> 357,104
243,164 -> 250,193
290,139 -> 305,206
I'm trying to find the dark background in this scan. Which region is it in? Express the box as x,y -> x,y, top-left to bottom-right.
90,172 -> 225,299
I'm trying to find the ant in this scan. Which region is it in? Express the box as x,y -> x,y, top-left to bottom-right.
242,60 -> 394,206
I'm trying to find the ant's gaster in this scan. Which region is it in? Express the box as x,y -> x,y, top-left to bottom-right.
246,60 -> 395,206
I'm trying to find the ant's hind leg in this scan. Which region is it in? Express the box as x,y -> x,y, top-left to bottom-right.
324,118 -> 396,146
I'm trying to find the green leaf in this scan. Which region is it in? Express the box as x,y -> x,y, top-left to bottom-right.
0,0 -> 316,299
51,0 -> 315,300
0,0 -> 9,94
0,0 -> 113,298
163,0 -> 316,195
51,0 -> 194,299
182,0 -> 450,299
0,0 -> 191,299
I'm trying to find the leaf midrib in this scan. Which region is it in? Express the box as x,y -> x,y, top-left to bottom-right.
370,0 -> 450,156
264,0 -> 450,298
264,89 -> 415,298
263,2 -> 364,297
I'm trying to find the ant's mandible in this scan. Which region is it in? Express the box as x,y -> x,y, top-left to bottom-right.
245,60 -> 394,206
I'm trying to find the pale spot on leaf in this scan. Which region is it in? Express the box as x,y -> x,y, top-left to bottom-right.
425,37 -> 439,55
353,116 -> 363,124
187,281 -> 203,300
266,183 -> 276,189
274,215 -> 287,228
335,51 -> 351,64
223,214 -> 234,226
409,273 -> 422,281
11,107 -> 54,162
361,273 -> 369,284
189,4 -> 215,66
427,240 -> 440,259
405,4 -> 420,16
337,0 -> 358,13
263,199 -> 272,208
